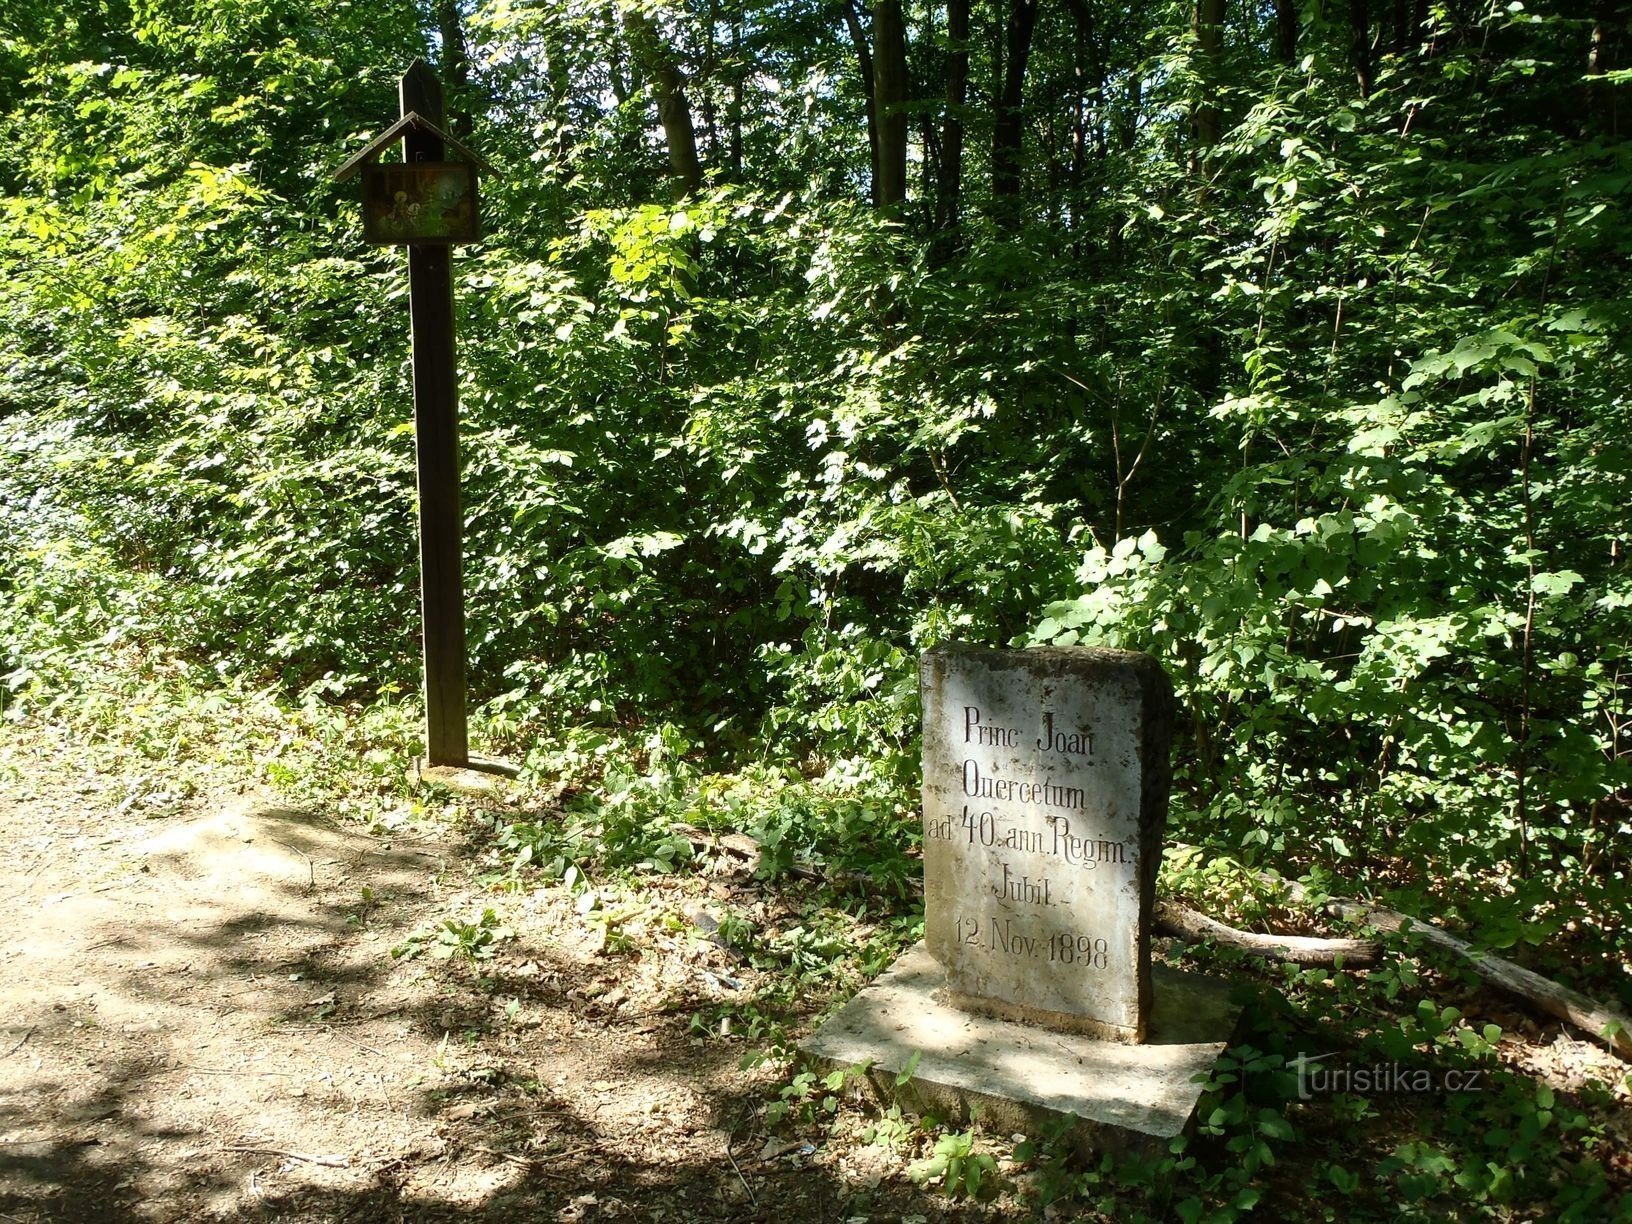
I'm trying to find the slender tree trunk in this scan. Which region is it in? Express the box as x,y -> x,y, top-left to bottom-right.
1061,0 -> 1106,206
1191,0 -> 1224,169
841,0 -> 881,205
437,0 -> 472,138
921,115 -> 939,203
729,17 -> 744,174
1071,75 -> 1087,189
1588,1 -> 1628,137
1351,0 -> 1374,97
1390,0 -> 1412,54
701,0 -> 720,165
1276,0 -> 1298,64
1043,108 -> 1061,225
606,12 -> 644,187
919,3 -> 939,203
937,0 -> 969,236
623,12 -> 704,200
992,0 -> 1038,216
1120,74 -> 1141,151
1087,13 -> 1107,164
874,0 -> 909,207
607,10 -> 632,106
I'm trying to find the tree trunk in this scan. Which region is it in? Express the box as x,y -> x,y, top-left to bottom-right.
1351,0 -> 1374,97
991,0 -> 1038,213
1588,1 -> 1628,137
606,11 -> 643,183
436,0 -> 472,139
1061,0 -> 1106,203
623,12 -> 704,200
701,0 -> 720,165
1390,0 -> 1412,54
1169,842 -> 1632,1062
937,0 -> 970,235
873,0 -> 909,207
841,0 -> 880,205
918,3 -> 939,203
1273,871 -> 1632,1061
607,9 -> 632,106
729,16 -> 744,174
1276,0 -> 1298,64
1120,74 -> 1141,151
1191,0 -> 1225,168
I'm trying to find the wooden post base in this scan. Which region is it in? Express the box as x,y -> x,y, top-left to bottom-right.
410,757 -> 520,799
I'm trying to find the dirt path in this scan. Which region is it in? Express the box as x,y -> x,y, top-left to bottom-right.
8,727 -> 1628,1221
0,733 -> 968,1222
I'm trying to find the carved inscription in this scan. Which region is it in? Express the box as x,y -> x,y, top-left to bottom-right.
920,646 -> 1172,1041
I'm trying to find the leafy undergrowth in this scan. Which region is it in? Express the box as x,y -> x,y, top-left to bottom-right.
4,671 -> 1631,1222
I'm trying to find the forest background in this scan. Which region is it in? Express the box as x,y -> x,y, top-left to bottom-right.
2,0 -> 1631,1216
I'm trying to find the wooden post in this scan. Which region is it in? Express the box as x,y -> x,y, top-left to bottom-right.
400,60 -> 469,766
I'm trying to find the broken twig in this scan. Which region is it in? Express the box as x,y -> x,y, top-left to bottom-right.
220,1145 -> 348,1167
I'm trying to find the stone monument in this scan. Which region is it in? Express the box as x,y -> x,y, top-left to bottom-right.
800,644 -> 1241,1152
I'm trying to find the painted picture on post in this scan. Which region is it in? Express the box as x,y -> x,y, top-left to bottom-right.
362,163 -> 479,244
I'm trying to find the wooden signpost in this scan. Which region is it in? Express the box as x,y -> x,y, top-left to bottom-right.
336,61 -> 502,782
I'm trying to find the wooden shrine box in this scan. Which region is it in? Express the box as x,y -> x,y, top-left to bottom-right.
335,111 -> 491,246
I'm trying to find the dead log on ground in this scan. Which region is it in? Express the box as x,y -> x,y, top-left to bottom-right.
1154,899 -> 1381,967
1277,876 -> 1632,1062
1168,844 -> 1632,1062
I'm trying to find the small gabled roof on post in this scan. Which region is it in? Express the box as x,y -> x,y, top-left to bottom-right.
333,111 -> 495,183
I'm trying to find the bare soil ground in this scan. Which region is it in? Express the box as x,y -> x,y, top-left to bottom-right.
7,723 -> 1627,1223
0,729 -> 1006,1223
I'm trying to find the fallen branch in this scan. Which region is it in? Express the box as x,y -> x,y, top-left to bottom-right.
470,1144 -> 534,1168
464,1143 -> 585,1180
1272,876 -> 1632,1062
1168,844 -> 1632,1063
725,1141 -> 757,1208
671,824 -> 867,885
220,1146 -> 349,1168
1154,899 -> 1380,968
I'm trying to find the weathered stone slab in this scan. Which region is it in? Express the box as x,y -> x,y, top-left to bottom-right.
920,646 -> 1172,1041
799,944 -> 1240,1154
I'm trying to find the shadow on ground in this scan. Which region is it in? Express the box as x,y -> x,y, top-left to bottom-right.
0,796 -> 1002,1221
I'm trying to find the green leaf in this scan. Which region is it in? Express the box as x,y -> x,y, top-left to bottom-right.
1530,570 -> 1583,596
896,1050 -> 922,1085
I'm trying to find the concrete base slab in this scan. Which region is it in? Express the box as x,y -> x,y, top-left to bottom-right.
411,757 -> 521,799
799,943 -> 1242,1154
